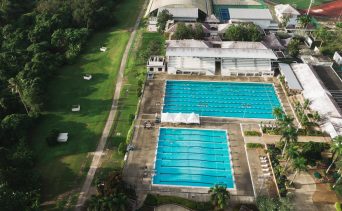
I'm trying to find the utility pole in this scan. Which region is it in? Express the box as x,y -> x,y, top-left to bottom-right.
307,0 -> 314,15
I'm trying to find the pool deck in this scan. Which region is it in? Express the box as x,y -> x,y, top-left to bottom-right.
123,74 -> 296,206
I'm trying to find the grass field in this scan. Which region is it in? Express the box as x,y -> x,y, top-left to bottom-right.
269,0 -> 333,9
31,0 -> 145,205
95,30 -> 165,179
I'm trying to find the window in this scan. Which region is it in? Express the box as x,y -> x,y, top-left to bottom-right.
158,68 -> 163,72
150,68 -> 154,71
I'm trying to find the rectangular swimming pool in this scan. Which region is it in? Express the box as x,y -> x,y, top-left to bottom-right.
163,80 -> 282,119
153,128 -> 235,188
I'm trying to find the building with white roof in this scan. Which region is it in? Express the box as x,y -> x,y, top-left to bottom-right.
278,63 -> 302,93
292,63 -> 342,138
166,40 -> 277,76
334,52 -> 342,65
274,4 -> 300,27
229,8 -> 275,29
146,0 -> 211,21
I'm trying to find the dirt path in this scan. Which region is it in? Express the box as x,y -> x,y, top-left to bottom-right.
75,1 -> 147,210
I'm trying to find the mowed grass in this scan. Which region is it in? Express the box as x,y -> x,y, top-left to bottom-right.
96,31 -> 165,177
270,0 -> 333,9
31,0 -> 145,202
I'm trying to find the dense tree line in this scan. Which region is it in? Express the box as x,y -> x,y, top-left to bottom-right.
0,0 -> 120,209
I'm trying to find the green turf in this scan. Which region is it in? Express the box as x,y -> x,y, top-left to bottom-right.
94,31 -> 165,179
269,0 -> 333,9
31,0 -> 145,203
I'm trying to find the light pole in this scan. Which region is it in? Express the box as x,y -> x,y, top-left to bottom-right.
307,0 -> 315,16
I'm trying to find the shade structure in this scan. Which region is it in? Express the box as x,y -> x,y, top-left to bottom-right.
161,112 -> 200,124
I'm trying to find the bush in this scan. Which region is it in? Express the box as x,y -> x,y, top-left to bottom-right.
129,114 -> 135,125
46,129 -> 60,146
335,202 -> 342,211
244,131 -> 262,136
288,38 -> 301,57
246,143 -> 264,149
118,142 -> 127,155
143,194 -> 211,211
173,23 -> 205,40
224,23 -> 262,41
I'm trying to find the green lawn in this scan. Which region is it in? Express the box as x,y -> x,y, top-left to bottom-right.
31,0 -> 145,204
95,30 -> 165,178
270,0 -> 333,9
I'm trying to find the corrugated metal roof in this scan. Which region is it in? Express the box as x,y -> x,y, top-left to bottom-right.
159,8 -> 199,18
166,47 -> 277,59
279,63 -> 303,90
229,8 -> 273,20
274,4 -> 300,15
150,0 -> 209,14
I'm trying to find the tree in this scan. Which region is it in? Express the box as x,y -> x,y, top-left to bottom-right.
287,39 -> 300,57
193,23 -> 205,40
224,23 -> 262,41
290,157 -> 307,185
279,118 -> 298,157
173,22 -> 191,40
280,15 -> 290,29
8,77 -> 29,114
272,107 -> 284,120
156,9 -> 173,33
283,144 -> 299,171
327,136 -> 342,173
298,15 -> 312,29
256,196 -> 278,211
209,184 -> 230,210
113,193 -> 129,211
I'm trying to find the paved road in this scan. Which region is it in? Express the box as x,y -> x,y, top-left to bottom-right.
75,1 -> 146,210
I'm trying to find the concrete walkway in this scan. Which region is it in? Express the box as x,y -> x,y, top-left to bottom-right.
291,171 -> 318,211
75,1 -> 146,210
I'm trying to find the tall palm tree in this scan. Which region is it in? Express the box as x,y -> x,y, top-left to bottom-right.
333,159 -> 342,188
209,184 -> 230,210
290,157 -> 307,185
298,15 -> 312,29
8,77 -> 29,114
283,144 -> 300,171
272,107 -> 284,120
280,124 -> 298,157
113,193 -> 129,211
326,136 -> 342,173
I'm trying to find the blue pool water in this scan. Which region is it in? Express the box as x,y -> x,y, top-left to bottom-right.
163,80 -> 282,119
153,128 -> 235,188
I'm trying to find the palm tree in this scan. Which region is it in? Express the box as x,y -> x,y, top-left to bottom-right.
283,144 -> 300,171
326,136 -> 342,173
86,195 -> 102,211
113,193 -> 129,211
290,157 -> 307,185
280,124 -> 298,157
272,107 -> 284,120
8,77 -> 29,114
298,15 -> 312,29
209,184 -> 230,210
333,159 -> 342,188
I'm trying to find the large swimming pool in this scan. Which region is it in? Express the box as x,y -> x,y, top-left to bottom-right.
163,80 -> 282,119
153,128 -> 235,188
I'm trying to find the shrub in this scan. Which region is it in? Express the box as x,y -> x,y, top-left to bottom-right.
246,143 -> 264,149
46,129 -> 60,146
224,23 -> 262,41
244,131 -> 262,136
288,38 -> 301,57
118,142 -> 127,155
335,202 -> 342,211
129,114 -> 135,125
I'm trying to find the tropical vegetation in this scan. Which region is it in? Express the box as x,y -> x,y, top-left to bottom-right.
224,23 -> 263,42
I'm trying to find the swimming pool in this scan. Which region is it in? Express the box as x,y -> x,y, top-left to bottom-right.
153,128 -> 235,188
163,80 -> 282,119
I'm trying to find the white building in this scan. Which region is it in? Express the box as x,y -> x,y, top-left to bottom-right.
334,52 -> 342,65
166,40 -> 277,76
274,4 -> 300,27
229,8 -> 275,29
146,0 -> 211,21
147,56 -> 166,72
292,63 -> 342,138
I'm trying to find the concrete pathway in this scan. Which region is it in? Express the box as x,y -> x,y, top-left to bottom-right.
75,1 -> 147,210
291,172 -> 318,211
155,204 -> 190,211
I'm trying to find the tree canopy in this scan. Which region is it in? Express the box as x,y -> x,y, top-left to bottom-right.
224,23 -> 262,42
